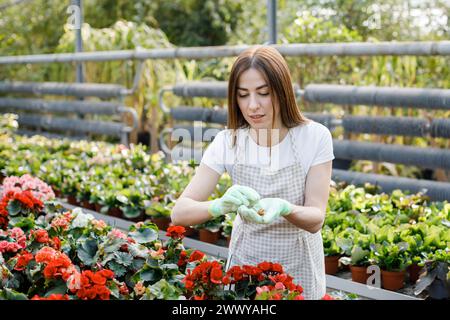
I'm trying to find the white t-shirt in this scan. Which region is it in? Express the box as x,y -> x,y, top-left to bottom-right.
201,121 -> 335,177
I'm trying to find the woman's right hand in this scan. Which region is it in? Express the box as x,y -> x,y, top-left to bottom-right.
208,185 -> 260,218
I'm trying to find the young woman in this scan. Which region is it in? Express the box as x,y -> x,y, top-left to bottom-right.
171,45 -> 334,299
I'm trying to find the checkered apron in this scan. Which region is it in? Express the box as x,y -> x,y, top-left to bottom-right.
225,128 -> 326,300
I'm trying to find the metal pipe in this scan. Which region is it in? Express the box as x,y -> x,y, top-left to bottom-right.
332,169 -> 450,202
0,81 -> 126,98
117,106 -> 139,132
304,84 -> 450,110
0,98 -> 120,115
17,114 -> 127,136
1,41 -> 450,65
333,139 -> 450,170
267,0 -> 277,44
72,0 -> 84,84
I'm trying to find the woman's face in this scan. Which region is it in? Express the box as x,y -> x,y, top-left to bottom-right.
236,68 -> 282,130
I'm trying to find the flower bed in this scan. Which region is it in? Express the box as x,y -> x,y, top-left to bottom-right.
0,131 -> 231,234
0,175 -> 336,300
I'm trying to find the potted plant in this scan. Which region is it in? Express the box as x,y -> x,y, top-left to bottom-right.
77,178 -> 96,211
371,241 -> 410,291
195,216 -> 224,245
115,187 -> 145,222
145,195 -> 172,231
400,231 -> 425,284
414,249 -> 449,300
322,225 -> 342,275
337,229 -> 374,284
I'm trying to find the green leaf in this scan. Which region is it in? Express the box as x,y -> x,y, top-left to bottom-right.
128,243 -> 149,258
146,279 -> 182,300
45,282 -> 68,297
116,195 -> 128,204
77,239 -> 98,266
108,261 -> 127,278
123,206 -> 142,219
336,237 -> 353,255
114,252 -> 133,267
8,216 -> 35,230
141,268 -> 163,283
351,246 -> 370,265
103,237 -> 125,254
0,288 -> 28,300
7,200 -> 21,216
108,281 -> 120,299
129,228 -> 158,244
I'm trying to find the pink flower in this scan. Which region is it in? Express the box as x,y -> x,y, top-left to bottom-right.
110,229 -> 127,239
274,282 -> 285,290
92,219 -> 107,230
256,286 -> 270,294
67,270 -> 82,291
1,175 -> 55,202
9,227 -> 24,239
134,281 -> 146,296
150,248 -> 165,259
0,241 -> 21,253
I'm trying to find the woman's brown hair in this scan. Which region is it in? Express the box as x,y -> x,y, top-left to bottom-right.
227,45 -> 308,141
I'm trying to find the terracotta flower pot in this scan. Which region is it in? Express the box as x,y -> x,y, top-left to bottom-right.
107,207 -> 124,218
381,270 -> 406,291
325,255 -> 340,275
52,187 -> 61,198
350,265 -> 369,284
126,211 -> 145,223
226,236 -> 231,247
152,217 -> 171,231
408,264 -> 422,284
82,200 -> 96,211
184,226 -> 198,237
67,195 -> 79,206
94,203 -> 102,213
199,229 -> 220,244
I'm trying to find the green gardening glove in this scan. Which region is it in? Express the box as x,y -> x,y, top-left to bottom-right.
251,198 -> 293,224
208,185 -> 260,218
237,205 -> 264,224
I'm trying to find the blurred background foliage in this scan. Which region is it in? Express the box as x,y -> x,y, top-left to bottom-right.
0,0 -> 449,178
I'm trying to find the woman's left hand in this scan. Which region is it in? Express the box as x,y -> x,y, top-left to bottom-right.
252,198 -> 293,224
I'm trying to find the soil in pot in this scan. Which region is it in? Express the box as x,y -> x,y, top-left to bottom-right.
107,207 -> 124,219
94,203 -> 102,213
52,187 -> 61,198
199,229 -> 220,244
184,226 -> 198,238
67,195 -> 79,206
325,255 -> 340,275
381,270 -> 406,291
152,217 -> 171,231
82,200 -> 96,211
350,265 -> 370,284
